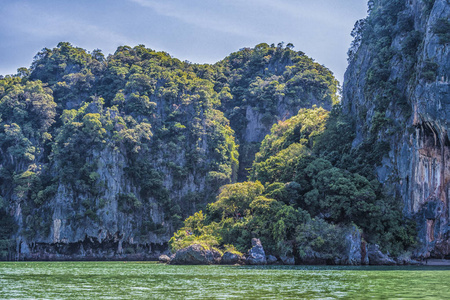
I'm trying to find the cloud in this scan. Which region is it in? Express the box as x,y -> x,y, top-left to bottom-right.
128,0 -> 274,39
0,2 -> 134,53
127,0 -> 359,50
252,0 -> 353,28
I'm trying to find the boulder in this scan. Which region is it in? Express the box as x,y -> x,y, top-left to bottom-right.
222,251 -> 243,265
280,255 -> 295,265
343,225 -> 368,265
368,244 -> 396,265
170,244 -> 221,265
158,254 -> 171,263
246,238 -> 267,265
266,255 -> 278,265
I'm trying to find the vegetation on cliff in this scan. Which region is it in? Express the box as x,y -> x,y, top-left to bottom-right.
0,42 -> 337,259
3,0 -> 434,261
170,106 -> 417,260
213,43 -> 338,179
342,0 -> 450,260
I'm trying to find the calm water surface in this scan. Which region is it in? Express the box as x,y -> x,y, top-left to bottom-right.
0,262 -> 449,299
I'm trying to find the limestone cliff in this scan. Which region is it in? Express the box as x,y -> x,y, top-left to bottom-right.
0,43 -> 336,260
343,0 -> 450,258
212,43 -> 337,179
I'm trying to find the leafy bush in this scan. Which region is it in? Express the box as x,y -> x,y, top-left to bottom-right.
0,209 -> 17,260
170,101 -> 417,258
117,193 -> 142,213
295,218 -> 347,261
169,184 -> 310,256
421,59 -> 439,82
432,18 -> 450,44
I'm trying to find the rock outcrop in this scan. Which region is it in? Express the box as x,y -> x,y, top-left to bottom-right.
343,0 -> 450,259
266,255 -> 278,265
170,244 -> 221,265
368,244 -> 396,265
246,238 -> 267,265
343,225 -> 368,265
158,254 -> 171,263
221,251 -> 243,265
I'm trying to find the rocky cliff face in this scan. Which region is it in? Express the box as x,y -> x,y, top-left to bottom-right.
214,44 -> 337,179
0,44 -> 239,260
16,147 -> 171,261
0,43 -> 336,260
343,0 -> 450,258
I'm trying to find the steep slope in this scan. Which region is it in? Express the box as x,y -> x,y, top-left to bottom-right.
343,0 -> 450,258
196,43 -> 338,179
0,43 -> 336,260
0,44 -> 238,260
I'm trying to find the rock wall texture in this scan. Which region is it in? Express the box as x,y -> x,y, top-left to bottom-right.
343,0 -> 450,258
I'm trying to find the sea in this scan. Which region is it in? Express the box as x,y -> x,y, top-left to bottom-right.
1,261 -> 449,299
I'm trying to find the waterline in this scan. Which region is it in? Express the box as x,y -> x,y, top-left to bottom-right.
1,262 -> 449,299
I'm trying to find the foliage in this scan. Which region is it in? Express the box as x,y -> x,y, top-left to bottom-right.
348,18 -> 367,61
421,59 -> 439,82
117,193 -> 142,213
0,209 -> 17,260
172,104 -> 417,258
251,106 -> 329,183
0,37 -> 418,260
0,42 -> 245,243
207,181 -> 265,220
206,43 -> 338,180
295,218 -> 347,261
170,182 -> 311,256
169,211 -> 222,252
432,18 -> 450,44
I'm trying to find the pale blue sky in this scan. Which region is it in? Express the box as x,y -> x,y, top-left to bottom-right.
0,0 -> 368,83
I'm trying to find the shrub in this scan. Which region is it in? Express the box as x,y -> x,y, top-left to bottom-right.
432,18 -> 450,44
421,59 -> 438,82
117,193 -> 142,213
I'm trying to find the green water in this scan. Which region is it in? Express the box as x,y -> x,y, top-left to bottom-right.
0,262 -> 449,299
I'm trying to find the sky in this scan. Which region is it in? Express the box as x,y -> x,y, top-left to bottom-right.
0,0 -> 368,84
